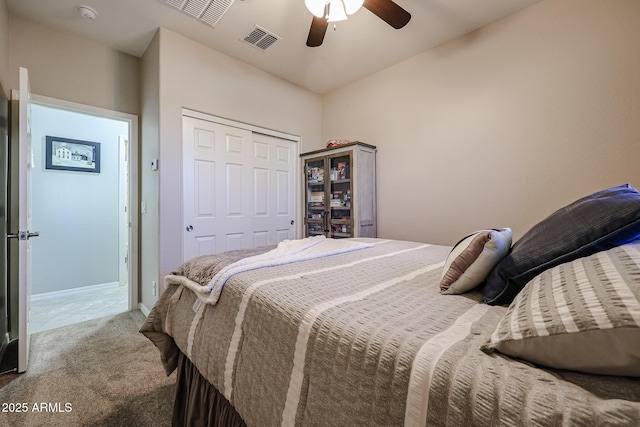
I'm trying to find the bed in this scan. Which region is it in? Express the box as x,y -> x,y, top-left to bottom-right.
141,184 -> 640,426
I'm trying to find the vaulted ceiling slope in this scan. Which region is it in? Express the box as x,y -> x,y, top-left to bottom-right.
7,0 -> 540,94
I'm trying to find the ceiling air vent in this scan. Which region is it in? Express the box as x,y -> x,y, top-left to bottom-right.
241,26 -> 280,52
158,0 -> 235,28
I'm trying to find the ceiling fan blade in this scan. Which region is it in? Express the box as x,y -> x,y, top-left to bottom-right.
363,0 -> 411,29
307,16 -> 329,47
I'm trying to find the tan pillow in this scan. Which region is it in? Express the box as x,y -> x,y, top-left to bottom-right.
439,228 -> 512,295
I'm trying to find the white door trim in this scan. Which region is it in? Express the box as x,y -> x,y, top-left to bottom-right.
183,109 -> 302,144
32,94 -> 140,311
181,108 -> 302,240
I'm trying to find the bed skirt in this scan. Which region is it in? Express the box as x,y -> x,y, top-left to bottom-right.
173,351 -> 246,427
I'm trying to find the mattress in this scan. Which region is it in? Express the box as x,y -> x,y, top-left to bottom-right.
141,238 -> 640,426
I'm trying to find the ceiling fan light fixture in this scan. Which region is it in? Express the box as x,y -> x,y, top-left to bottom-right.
305,0 -> 326,18
342,0 -> 364,15
305,0 -> 361,21
306,0 -> 411,47
326,0 -> 348,22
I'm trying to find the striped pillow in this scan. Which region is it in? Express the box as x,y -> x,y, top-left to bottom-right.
440,228 -> 512,295
482,242 -> 640,376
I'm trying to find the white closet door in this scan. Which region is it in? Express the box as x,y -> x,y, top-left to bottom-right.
183,116 -> 296,261
251,132 -> 296,246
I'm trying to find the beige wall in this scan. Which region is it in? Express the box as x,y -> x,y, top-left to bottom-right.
8,15 -> 140,115
0,0 -> 8,95
322,0 -> 640,245
140,31 -> 161,310
139,28 -> 322,310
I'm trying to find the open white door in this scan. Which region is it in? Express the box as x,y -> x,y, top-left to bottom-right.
10,67 -> 36,373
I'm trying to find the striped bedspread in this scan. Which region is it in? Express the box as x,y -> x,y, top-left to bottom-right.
170,235 -> 373,305
141,238 -> 640,426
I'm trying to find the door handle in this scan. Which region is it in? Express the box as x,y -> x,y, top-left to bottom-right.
186,225 -> 193,232
7,231 -> 40,240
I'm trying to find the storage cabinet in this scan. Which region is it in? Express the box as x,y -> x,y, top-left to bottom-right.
301,142 -> 376,238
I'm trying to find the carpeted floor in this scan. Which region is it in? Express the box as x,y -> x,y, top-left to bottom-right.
0,310 -> 176,427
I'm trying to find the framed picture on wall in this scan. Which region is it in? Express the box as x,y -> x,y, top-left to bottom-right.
45,136 -> 101,173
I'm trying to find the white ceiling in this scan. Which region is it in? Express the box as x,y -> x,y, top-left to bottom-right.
7,0 -> 540,94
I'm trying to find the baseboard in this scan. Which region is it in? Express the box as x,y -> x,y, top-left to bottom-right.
139,303 -> 150,317
31,281 -> 121,302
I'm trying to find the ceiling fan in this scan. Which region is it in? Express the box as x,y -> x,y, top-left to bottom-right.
305,0 -> 411,47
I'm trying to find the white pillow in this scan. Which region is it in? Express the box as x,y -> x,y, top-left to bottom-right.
440,228 -> 512,295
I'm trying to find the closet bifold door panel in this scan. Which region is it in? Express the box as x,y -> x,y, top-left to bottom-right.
301,142 -> 376,239
182,113 -> 298,260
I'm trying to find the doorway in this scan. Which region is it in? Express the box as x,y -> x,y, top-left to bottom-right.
28,96 -> 138,332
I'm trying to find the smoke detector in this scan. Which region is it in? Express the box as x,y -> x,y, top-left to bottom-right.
78,5 -> 98,20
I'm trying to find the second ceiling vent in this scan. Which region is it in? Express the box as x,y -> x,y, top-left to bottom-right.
241,26 -> 280,52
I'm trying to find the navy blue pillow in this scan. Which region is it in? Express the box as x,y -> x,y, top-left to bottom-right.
483,184 -> 640,305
